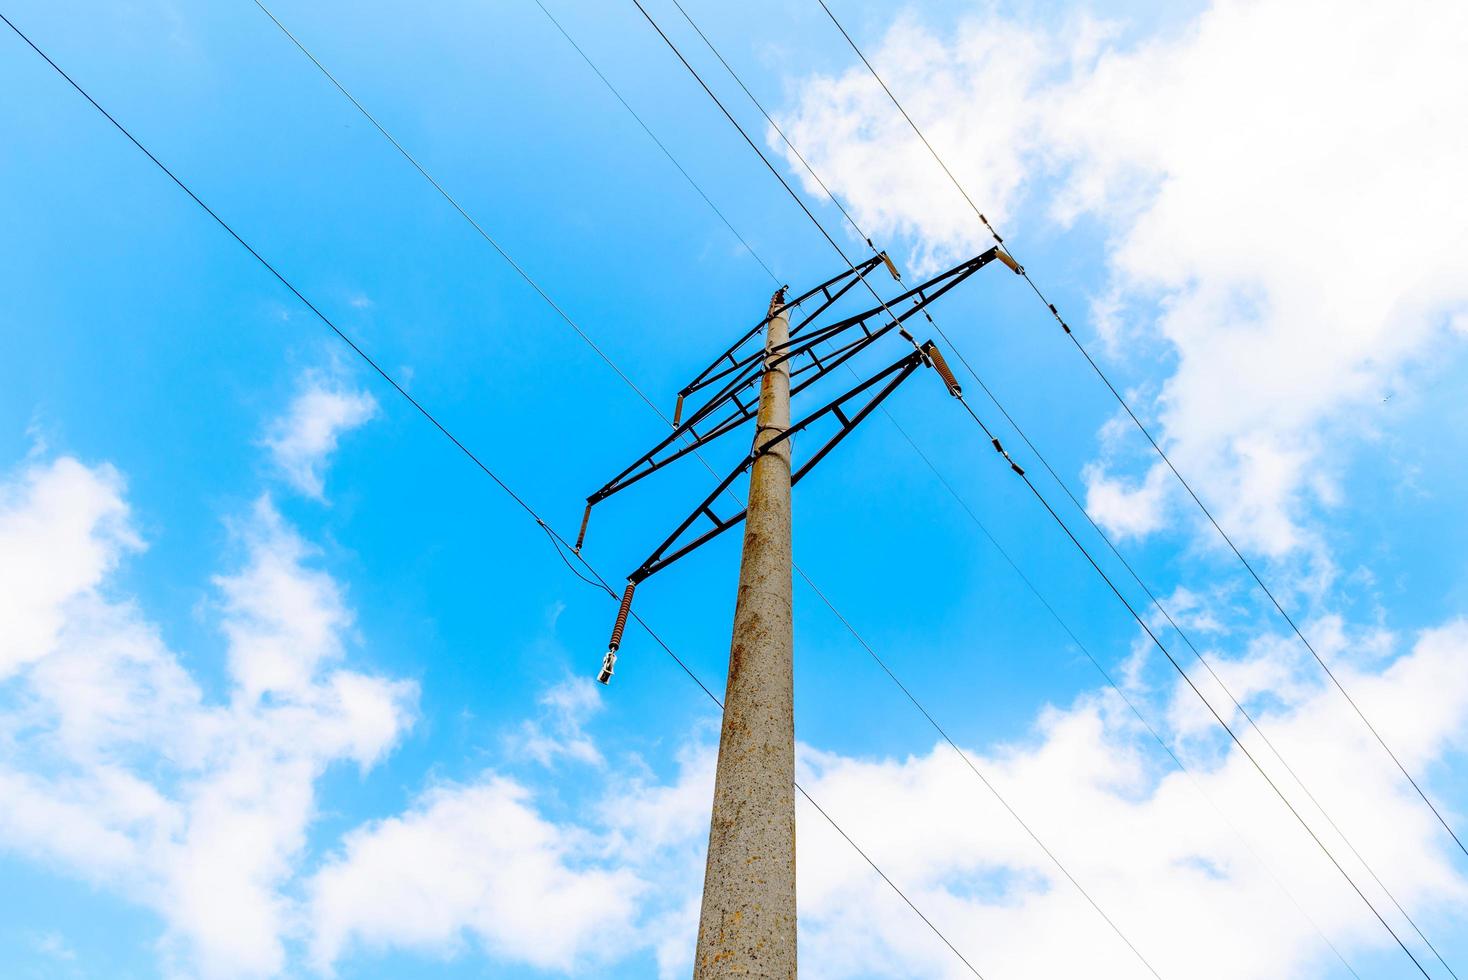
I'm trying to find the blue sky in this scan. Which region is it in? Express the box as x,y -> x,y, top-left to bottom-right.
3,0 -> 1468,977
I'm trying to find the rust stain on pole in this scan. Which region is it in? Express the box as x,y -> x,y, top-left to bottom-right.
693,289 -> 797,978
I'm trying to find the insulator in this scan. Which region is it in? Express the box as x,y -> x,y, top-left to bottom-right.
769,285 -> 789,315
922,341 -> 962,397
996,249 -> 1022,274
672,392 -> 685,427
574,502 -> 593,553
879,251 -> 901,281
599,582 -> 636,684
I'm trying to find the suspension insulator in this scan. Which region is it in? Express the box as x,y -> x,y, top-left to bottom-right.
575,502 -> 593,553
922,341 -> 962,398
879,250 -> 902,281
672,392 -> 685,427
599,582 -> 637,684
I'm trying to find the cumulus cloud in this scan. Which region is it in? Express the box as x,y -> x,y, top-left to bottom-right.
1082,458 -> 1172,541
777,0 -> 1468,555
262,371 -> 377,500
309,775 -> 644,973
4,451 -> 1467,979
506,676 -> 606,767
0,455 -> 415,979
0,457 -> 138,678
300,625 -> 1468,980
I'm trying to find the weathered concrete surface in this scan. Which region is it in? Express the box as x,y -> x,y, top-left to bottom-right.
693,293 -> 796,979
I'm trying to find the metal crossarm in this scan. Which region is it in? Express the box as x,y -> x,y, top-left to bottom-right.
579,248 -> 1015,535
767,246 -> 1005,363
676,247 -> 1007,447
629,349 -> 924,583
676,254 -> 888,416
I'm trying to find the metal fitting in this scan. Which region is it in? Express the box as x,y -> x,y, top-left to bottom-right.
599,582 -> 637,684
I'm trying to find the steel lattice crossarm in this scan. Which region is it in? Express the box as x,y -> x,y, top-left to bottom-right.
628,346 -> 926,586
575,246 -> 1018,552
672,252 -> 890,425
585,249 -> 1016,683
670,246 -> 1011,440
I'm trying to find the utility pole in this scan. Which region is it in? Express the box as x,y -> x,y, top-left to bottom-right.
693,288 -> 797,978
581,248 -> 1015,977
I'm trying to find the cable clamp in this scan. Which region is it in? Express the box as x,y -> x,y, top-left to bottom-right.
987,435 -> 1024,475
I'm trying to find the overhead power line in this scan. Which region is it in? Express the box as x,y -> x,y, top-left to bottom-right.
623,1 -> 1441,968
875,415 -> 1365,980
251,1 -> 1364,971
0,13 -> 982,976
244,10 -> 1120,970
525,3 -> 1363,971
942,383 -> 1432,978
523,0 -> 779,286
959,341 -> 1459,977
259,1 -> 1168,972
812,0 -> 1468,866
623,2 -> 1426,973
624,6 -> 1181,977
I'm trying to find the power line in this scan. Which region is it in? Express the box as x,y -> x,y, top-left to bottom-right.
940,330 -> 1458,977
812,0 -> 1468,866
524,0 -> 779,286
624,3 -> 1390,973
796,0 -> 1457,954
257,1 -> 1160,972
872,413 -> 1367,979
667,0 -> 877,253
248,0 -> 666,421
945,386 -> 1432,978
629,0 -> 851,262
668,0 -> 1442,962
0,14 -> 987,976
625,4 -> 1177,977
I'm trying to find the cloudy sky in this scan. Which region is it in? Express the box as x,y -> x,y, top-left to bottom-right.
3,0 -> 1467,977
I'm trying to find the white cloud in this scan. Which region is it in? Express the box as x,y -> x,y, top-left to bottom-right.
1082,458 -> 1172,540
303,621 -> 1468,980
0,455 -> 415,979
35,931 -> 77,962
786,623 -> 1468,979
6,451 -> 1465,979
506,676 -> 606,767
0,457 -> 138,679
263,371 -> 377,500
777,0 -> 1468,555
309,775 -> 644,973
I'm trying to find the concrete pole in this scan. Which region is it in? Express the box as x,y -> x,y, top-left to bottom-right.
693,288 -> 797,978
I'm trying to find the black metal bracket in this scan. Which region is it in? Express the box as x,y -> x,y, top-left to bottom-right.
628,349 -> 924,583
585,247 -> 1022,680
581,248 -> 1006,522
